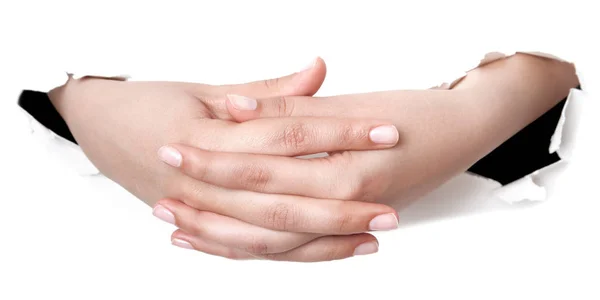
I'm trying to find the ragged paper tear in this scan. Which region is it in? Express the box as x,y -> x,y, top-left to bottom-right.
491,88 -> 586,203
26,110 -> 101,176
440,51 -> 588,203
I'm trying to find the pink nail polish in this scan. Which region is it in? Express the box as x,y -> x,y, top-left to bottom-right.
158,146 -> 182,167
227,94 -> 257,111
369,213 -> 399,231
353,241 -> 379,256
152,205 -> 176,225
369,125 -> 399,144
172,238 -> 195,250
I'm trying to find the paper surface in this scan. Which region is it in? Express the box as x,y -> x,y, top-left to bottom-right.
441,52 -> 588,203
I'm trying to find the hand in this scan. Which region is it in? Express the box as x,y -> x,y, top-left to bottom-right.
161,54 -> 578,261
49,58 -> 401,261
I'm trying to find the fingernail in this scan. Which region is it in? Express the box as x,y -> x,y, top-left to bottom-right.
152,205 -> 176,225
369,125 -> 399,144
172,238 -> 194,250
227,94 -> 257,111
158,146 -> 182,167
369,213 -> 399,231
300,57 -> 318,72
353,241 -> 379,256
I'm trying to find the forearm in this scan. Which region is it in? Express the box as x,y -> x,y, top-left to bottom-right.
371,53 -> 578,201
457,53 -> 578,158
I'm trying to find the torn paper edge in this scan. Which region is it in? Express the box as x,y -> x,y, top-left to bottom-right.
28,112 -> 101,176
70,72 -> 130,81
439,51 -> 587,204
23,70 -> 131,176
22,106 -> 101,176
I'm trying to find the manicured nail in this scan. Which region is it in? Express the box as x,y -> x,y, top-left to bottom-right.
369,125 -> 399,144
353,241 -> 379,256
158,146 -> 182,167
152,205 -> 175,225
172,238 -> 194,250
369,213 -> 399,231
300,57 -> 318,72
227,94 -> 257,111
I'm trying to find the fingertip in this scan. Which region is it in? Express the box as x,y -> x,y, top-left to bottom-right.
155,198 -> 180,210
170,229 -> 188,241
173,230 -> 256,260
226,95 -> 260,122
170,231 -> 196,250
281,56 -> 327,97
158,145 -> 182,167
353,240 -> 379,256
368,213 -> 399,231
315,56 -> 327,78
369,124 -> 400,146
297,56 -> 326,96
152,202 -> 176,226
226,94 -> 257,111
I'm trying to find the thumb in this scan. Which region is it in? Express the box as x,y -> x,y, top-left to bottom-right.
217,57 -> 327,98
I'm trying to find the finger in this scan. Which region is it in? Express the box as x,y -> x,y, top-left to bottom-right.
261,233 -> 379,262
159,145 -> 376,201
206,57 -> 326,98
174,231 -> 378,262
167,176 -> 400,234
226,94 -> 341,122
188,117 -> 399,157
170,229 -> 255,260
154,199 -> 320,254
225,90 -> 428,122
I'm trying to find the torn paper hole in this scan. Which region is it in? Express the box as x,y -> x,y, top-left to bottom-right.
441,51 -> 587,203
492,174 -> 547,203
491,88 -> 586,203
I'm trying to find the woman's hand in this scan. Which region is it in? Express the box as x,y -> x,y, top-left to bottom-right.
161,53 -> 578,261
49,59 -> 401,261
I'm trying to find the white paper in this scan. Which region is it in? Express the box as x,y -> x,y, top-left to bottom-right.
441,51 -> 588,203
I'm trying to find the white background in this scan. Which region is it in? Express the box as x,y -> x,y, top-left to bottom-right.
1,1 -> 599,299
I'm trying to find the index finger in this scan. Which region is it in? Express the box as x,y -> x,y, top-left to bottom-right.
200,116 -> 400,157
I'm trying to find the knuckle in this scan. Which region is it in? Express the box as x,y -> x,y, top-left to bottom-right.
336,124 -> 367,147
244,236 -> 270,255
263,78 -> 281,91
331,210 -> 355,234
263,202 -> 296,231
280,122 -> 311,152
275,96 -> 295,117
322,244 -> 343,261
233,163 -> 271,191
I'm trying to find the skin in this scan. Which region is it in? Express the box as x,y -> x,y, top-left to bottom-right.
50,54 -> 578,262
157,53 -> 579,261
48,59 -> 401,262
